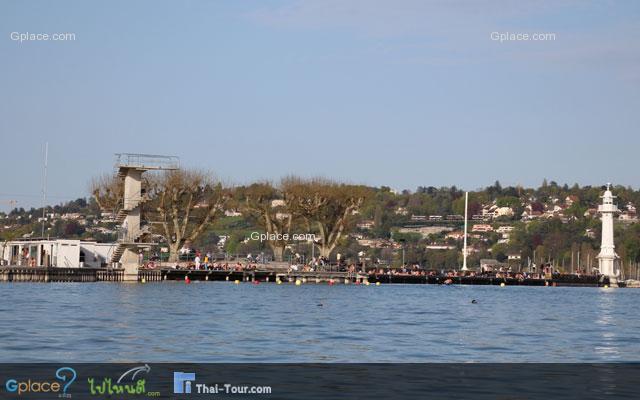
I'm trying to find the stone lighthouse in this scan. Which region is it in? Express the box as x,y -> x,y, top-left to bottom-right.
597,184 -> 619,278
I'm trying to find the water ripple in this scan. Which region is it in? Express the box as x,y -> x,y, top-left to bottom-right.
0,283 -> 639,362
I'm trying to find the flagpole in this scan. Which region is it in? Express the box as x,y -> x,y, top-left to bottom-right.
41,142 -> 48,238
462,191 -> 469,271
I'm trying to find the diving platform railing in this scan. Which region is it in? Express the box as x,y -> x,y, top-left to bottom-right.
115,153 -> 180,170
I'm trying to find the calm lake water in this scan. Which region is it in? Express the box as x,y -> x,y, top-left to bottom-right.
1,282 -> 639,362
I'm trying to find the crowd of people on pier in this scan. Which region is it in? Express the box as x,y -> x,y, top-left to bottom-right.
143,251 -> 262,271
142,248 -> 598,281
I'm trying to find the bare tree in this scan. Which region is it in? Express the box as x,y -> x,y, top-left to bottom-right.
283,177 -> 369,258
144,170 -> 231,262
90,173 -> 124,214
237,181 -> 295,262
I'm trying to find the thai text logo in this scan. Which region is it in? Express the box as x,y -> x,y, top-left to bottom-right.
87,364 -> 158,397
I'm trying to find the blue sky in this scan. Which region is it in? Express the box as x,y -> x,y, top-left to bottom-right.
1,0 -> 639,210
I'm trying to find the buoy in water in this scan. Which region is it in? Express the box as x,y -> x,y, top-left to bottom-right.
234,280 -> 240,284
295,280 -> 302,286
604,284 -> 609,289
376,282 -> 381,286
276,279 -> 282,284
500,282 -> 506,287
185,276 -> 191,284
141,278 -> 146,284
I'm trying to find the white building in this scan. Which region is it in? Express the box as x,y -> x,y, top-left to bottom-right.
471,224 -> 493,233
357,220 -> 375,229
1,239 -> 116,268
493,207 -> 514,218
496,226 -> 514,234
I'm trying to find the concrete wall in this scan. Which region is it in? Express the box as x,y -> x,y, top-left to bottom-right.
80,242 -> 116,268
53,240 -> 81,268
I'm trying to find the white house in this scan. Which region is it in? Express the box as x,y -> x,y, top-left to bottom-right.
472,224 -> 493,233
493,207 -> 514,218
357,220 -> 375,230
496,226 -> 514,234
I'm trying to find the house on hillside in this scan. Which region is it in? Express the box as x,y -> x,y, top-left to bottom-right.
496,226 -> 514,234
357,220 -> 375,230
565,195 -> 579,206
445,231 -> 465,240
493,207 -> 514,218
398,226 -> 454,238
425,243 -> 456,250
471,224 -> 493,233
620,202 -> 638,223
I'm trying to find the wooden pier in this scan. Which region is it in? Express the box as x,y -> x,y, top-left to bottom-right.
0,266 -> 608,287
278,271 -> 607,287
0,267 -> 124,282
139,269 -> 277,283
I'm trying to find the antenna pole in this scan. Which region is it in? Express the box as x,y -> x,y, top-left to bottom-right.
462,191 -> 469,271
41,142 -> 48,238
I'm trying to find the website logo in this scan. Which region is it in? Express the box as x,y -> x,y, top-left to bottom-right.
87,364 -> 156,397
173,372 -> 196,394
5,367 -> 76,397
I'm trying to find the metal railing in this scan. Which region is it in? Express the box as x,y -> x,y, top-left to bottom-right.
116,226 -> 149,243
115,153 -> 180,170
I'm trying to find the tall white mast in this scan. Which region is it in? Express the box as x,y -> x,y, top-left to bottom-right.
462,191 -> 469,271
41,142 -> 48,238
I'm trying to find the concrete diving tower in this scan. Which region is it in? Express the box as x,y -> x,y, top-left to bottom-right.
111,153 -> 179,280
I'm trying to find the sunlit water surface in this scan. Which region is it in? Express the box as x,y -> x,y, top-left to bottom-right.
1,283 -> 638,362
